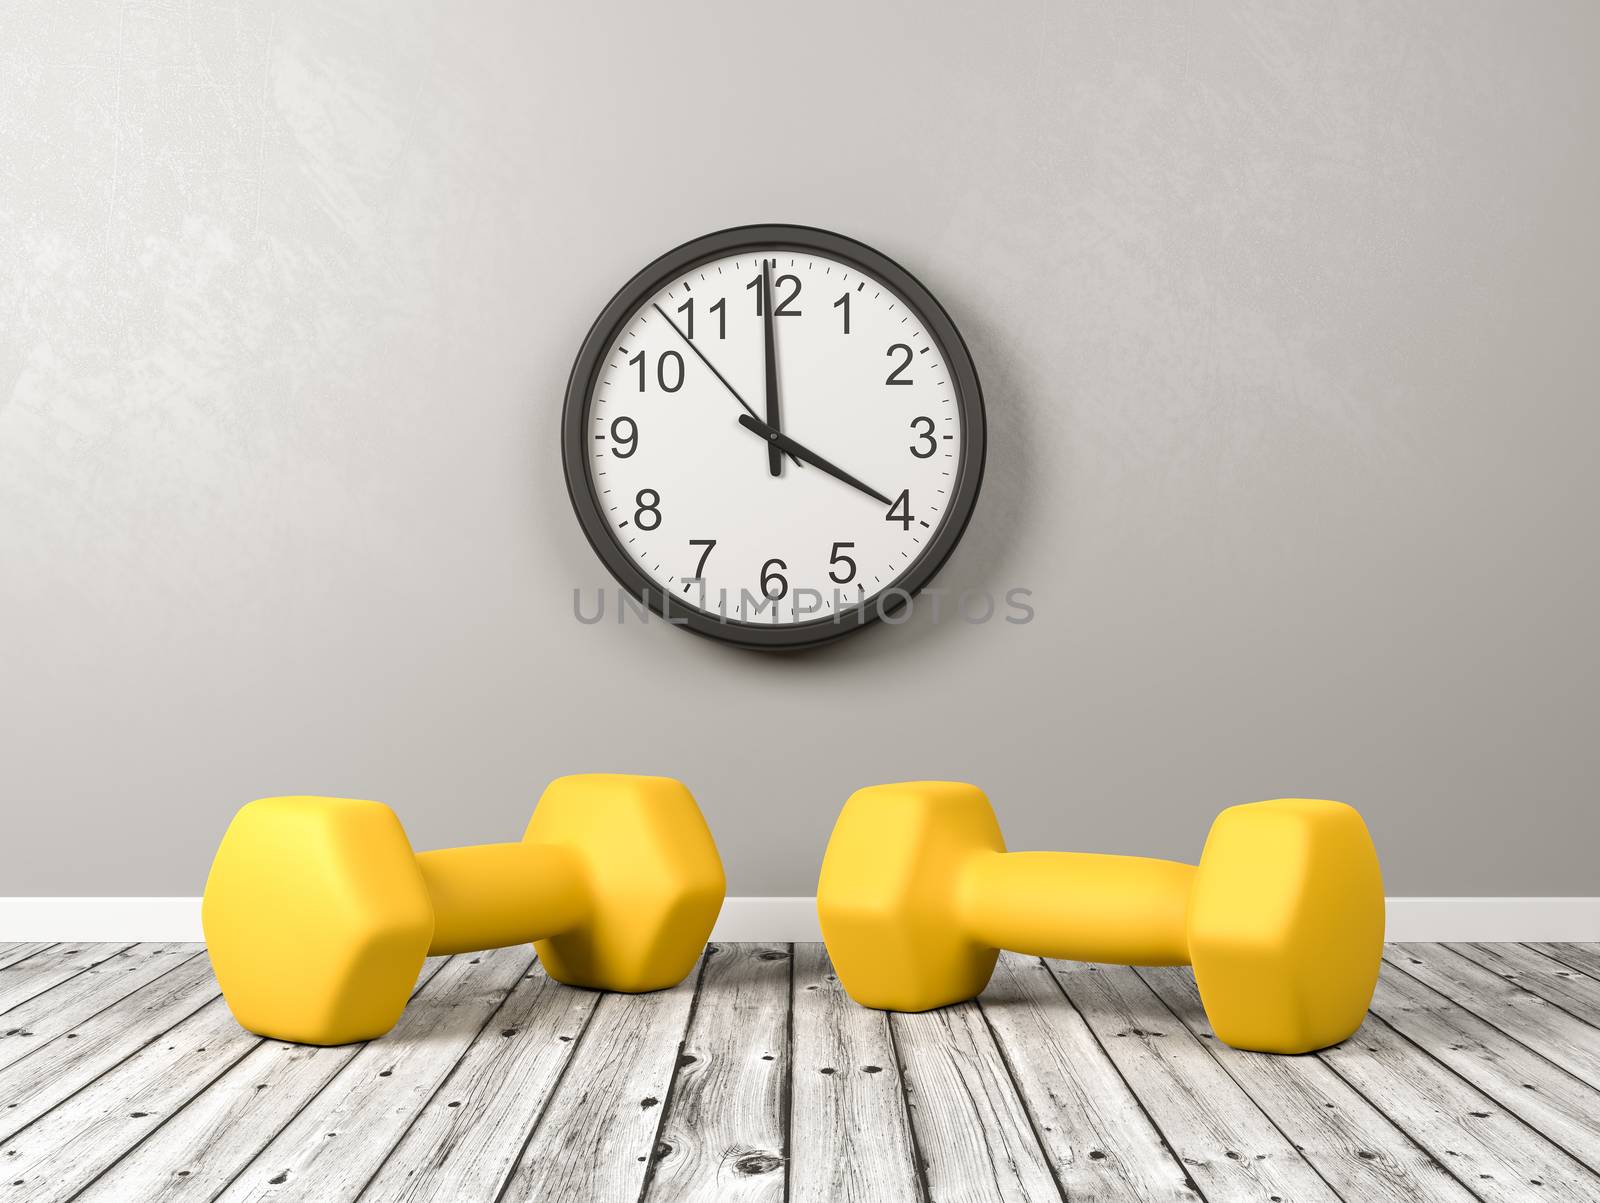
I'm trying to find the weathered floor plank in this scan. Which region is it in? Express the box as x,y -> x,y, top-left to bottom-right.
77,959 -> 448,1203
787,944 -> 921,1203
0,996 -> 258,1202
1388,944 -> 1600,1088
216,950 -> 531,1202
0,950 -> 217,1145
359,956 -> 599,1202
497,954 -> 703,1203
1139,965 -> 1474,1202
1367,962 -> 1600,1177
1049,959 -> 1340,1202
891,998 -> 1061,1202
1529,942 -> 1600,983
0,943 -> 136,1019
644,943 -> 789,1203
0,945 -> 56,976
1448,942 -> 1600,1029
0,944 -> 200,1075
979,954 -> 1197,1202
1318,1010 -> 1600,1199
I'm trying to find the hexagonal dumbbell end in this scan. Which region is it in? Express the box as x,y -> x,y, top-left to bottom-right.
202,797 -> 433,1046
1188,798 -> 1385,1054
526,774 -> 725,993
816,781 -> 1003,1011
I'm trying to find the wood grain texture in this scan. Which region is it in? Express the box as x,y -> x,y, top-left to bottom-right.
360,956 -> 599,1202
497,954 -> 704,1203
891,998 -> 1062,1202
3,943 -> 1600,1201
644,943 -> 789,1203
0,944 -> 200,1075
0,996 -> 257,1202
787,943 -> 920,1203
77,959 -> 449,1203
1319,1010 -> 1600,1200
1528,942 -> 1600,983
1139,965 -> 1473,1202
1448,942 -> 1600,1029
1049,959 -> 1340,1202
1368,960 -> 1600,1176
0,945 -> 56,976
1388,944 -> 1600,1087
0,943 -> 133,1017
216,950 -> 531,1202
979,954 -> 1197,1202
0,949 -> 216,1143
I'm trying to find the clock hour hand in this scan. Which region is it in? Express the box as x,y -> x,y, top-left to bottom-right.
737,414 -> 893,506
652,302 -> 801,469
761,259 -> 783,477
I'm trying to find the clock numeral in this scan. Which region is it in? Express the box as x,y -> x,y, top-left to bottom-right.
833,292 -> 850,334
747,267 -> 802,316
909,416 -> 936,459
761,557 -> 789,601
885,343 -> 914,386
774,274 -> 801,316
689,538 -> 716,578
634,488 -> 662,531
610,416 -> 638,458
675,298 -> 726,341
828,541 -> 857,585
630,350 -> 684,393
886,490 -> 914,530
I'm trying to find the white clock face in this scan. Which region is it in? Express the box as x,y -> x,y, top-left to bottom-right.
579,247 -> 969,631
565,227 -> 986,649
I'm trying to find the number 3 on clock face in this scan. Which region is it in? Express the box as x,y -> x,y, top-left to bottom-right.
561,224 -> 987,650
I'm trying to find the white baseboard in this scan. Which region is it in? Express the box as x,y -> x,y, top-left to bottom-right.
0,897 -> 207,942
0,897 -> 1594,944
716,896 -> 1600,943
1379,897 -> 1599,942
0,896 -> 819,944
710,897 -> 822,942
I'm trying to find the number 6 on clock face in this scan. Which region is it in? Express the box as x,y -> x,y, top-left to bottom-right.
561,224 -> 987,650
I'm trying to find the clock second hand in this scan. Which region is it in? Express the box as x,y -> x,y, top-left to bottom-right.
737,414 -> 893,507
651,302 -> 802,469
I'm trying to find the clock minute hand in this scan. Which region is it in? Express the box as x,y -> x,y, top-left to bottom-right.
737,414 -> 893,507
652,302 -> 801,469
761,259 -> 783,477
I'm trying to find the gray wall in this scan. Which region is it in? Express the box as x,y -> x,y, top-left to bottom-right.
2,1 -> 1597,898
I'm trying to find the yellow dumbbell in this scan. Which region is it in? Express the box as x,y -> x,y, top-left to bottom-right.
203,774 -> 725,1045
816,782 -> 1383,1053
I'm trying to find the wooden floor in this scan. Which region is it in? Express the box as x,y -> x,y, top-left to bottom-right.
0,943 -> 1598,1201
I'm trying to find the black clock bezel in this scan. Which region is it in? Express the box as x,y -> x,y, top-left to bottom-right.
561,223 -> 986,651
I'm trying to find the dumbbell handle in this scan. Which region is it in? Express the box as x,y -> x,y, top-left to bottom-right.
960,851 -> 1195,966
416,843 -> 588,956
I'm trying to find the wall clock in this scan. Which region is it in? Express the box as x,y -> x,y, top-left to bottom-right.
562,224 -> 986,650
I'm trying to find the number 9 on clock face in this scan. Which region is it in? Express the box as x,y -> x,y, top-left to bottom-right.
561,224 -> 986,650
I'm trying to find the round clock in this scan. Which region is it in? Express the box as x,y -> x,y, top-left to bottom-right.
562,224 -> 986,650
